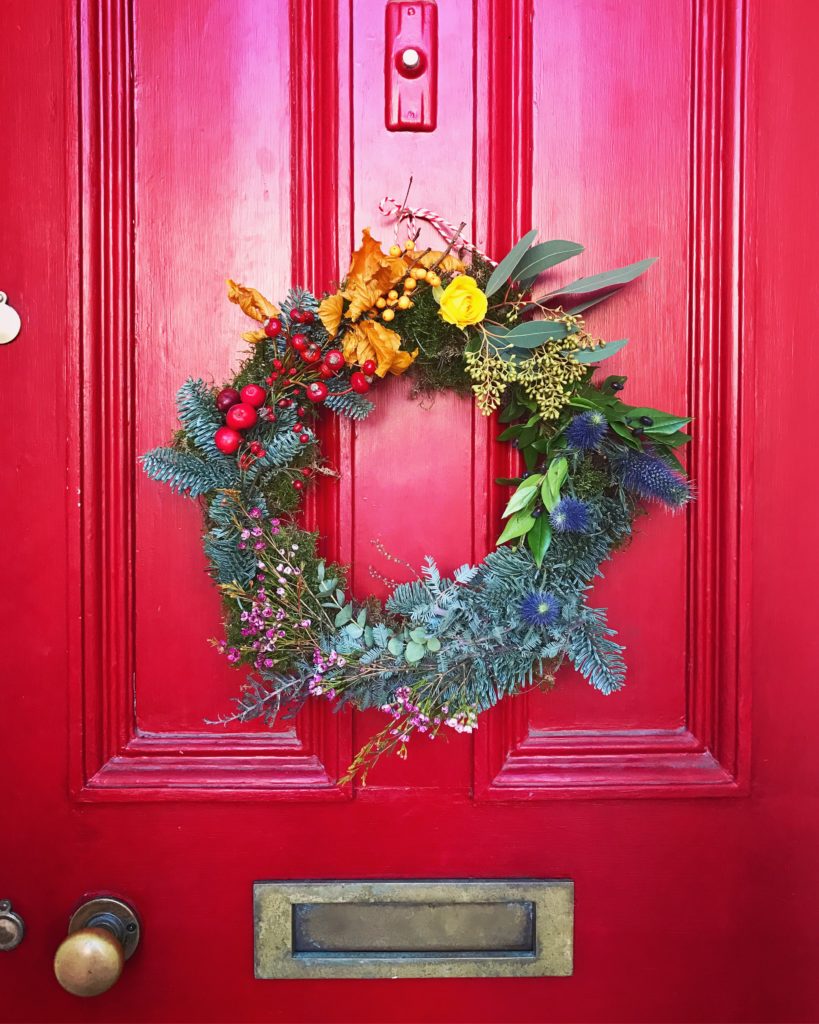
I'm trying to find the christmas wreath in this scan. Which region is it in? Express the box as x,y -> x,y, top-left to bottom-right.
142,201 -> 693,781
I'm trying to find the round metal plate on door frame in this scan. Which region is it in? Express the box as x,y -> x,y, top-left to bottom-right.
67,897 -> 141,960
0,293 -> 22,345
0,900 -> 25,951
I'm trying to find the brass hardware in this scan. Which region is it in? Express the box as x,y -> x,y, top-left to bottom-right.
0,293 -> 21,345
54,897 -> 140,997
0,900 -> 25,951
254,880 -> 573,979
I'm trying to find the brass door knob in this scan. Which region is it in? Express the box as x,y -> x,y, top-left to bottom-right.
54,897 -> 140,997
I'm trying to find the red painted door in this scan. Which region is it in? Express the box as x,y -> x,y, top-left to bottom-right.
3,0 -> 819,1020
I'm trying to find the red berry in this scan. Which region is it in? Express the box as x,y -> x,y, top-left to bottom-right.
293,423 -> 304,433
324,350 -> 345,372
273,358 -> 283,369
264,317 -> 282,338
319,364 -> 334,379
216,387 -> 241,413
293,479 -> 304,491
350,371 -> 371,394
226,402 -> 258,431
301,467 -> 311,476
290,309 -> 304,322
297,406 -> 306,416
361,359 -> 377,376
278,398 -> 293,408
299,434 -> 310,444
250,441 -> 264,456
288,368 -> 297,376
214,426 -> 242,454
301,344 -> 322,364
291,333 -> 308,352
300,310 -> 315,324
306,381 -> 329,403
240,383 -> 267,408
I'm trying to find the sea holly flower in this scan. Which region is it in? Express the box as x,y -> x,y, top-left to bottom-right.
615,450 -> 692,509
565,410 -> 608,450
520,591 -> 561,628
438,275 -> 488,329
550,497 -> 591,533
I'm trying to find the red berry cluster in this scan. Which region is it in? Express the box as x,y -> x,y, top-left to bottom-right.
212,306 -> 379,478
214,384 -> 268,455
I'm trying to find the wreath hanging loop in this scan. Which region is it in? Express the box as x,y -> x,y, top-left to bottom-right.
142,204 -> 692,783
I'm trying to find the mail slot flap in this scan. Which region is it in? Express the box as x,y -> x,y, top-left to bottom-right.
293,900 -> 535,954
254,880 -> 573,979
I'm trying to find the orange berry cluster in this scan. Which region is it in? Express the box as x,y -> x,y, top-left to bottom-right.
377,238 -> 442,322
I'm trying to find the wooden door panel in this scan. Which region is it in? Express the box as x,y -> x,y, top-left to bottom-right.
475,0 -> 748,797
134,0 -> 292,734
527,0 -> 692,734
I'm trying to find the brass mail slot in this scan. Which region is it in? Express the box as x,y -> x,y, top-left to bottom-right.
254,880 -> 573,978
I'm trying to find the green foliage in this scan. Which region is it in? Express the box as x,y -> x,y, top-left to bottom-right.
204,492 -> 261,586
141,446 -> 238,498
143,226 -> 693,783
565,605 -> 626,694
397,281 -> 474,396
176,378 -> 223,457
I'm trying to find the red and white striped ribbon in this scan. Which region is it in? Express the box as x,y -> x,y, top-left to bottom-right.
378,196 -> 497,266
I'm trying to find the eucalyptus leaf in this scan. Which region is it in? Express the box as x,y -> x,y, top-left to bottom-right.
426,637 -> 441,653
504,320 -> 570,347
345,622 -> 364,639
387,637 -> 404,657
514,240 -> 584,285
409,627 -> 427,643
565,294 -> 619,315
334,605 -> 353,627
484,229 -> 538,297
544,257 -> 657,300
498,345 -> 532,363
405,641 -> 426,664
572,339 -> 629,364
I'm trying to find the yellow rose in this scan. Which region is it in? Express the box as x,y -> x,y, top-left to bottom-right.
438,275 -> 488,329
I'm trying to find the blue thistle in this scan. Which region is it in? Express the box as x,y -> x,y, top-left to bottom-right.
565,410 -> 608,450
550,497 -> 591,533
615,450 -> 692,509
520,591 -> 561,628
